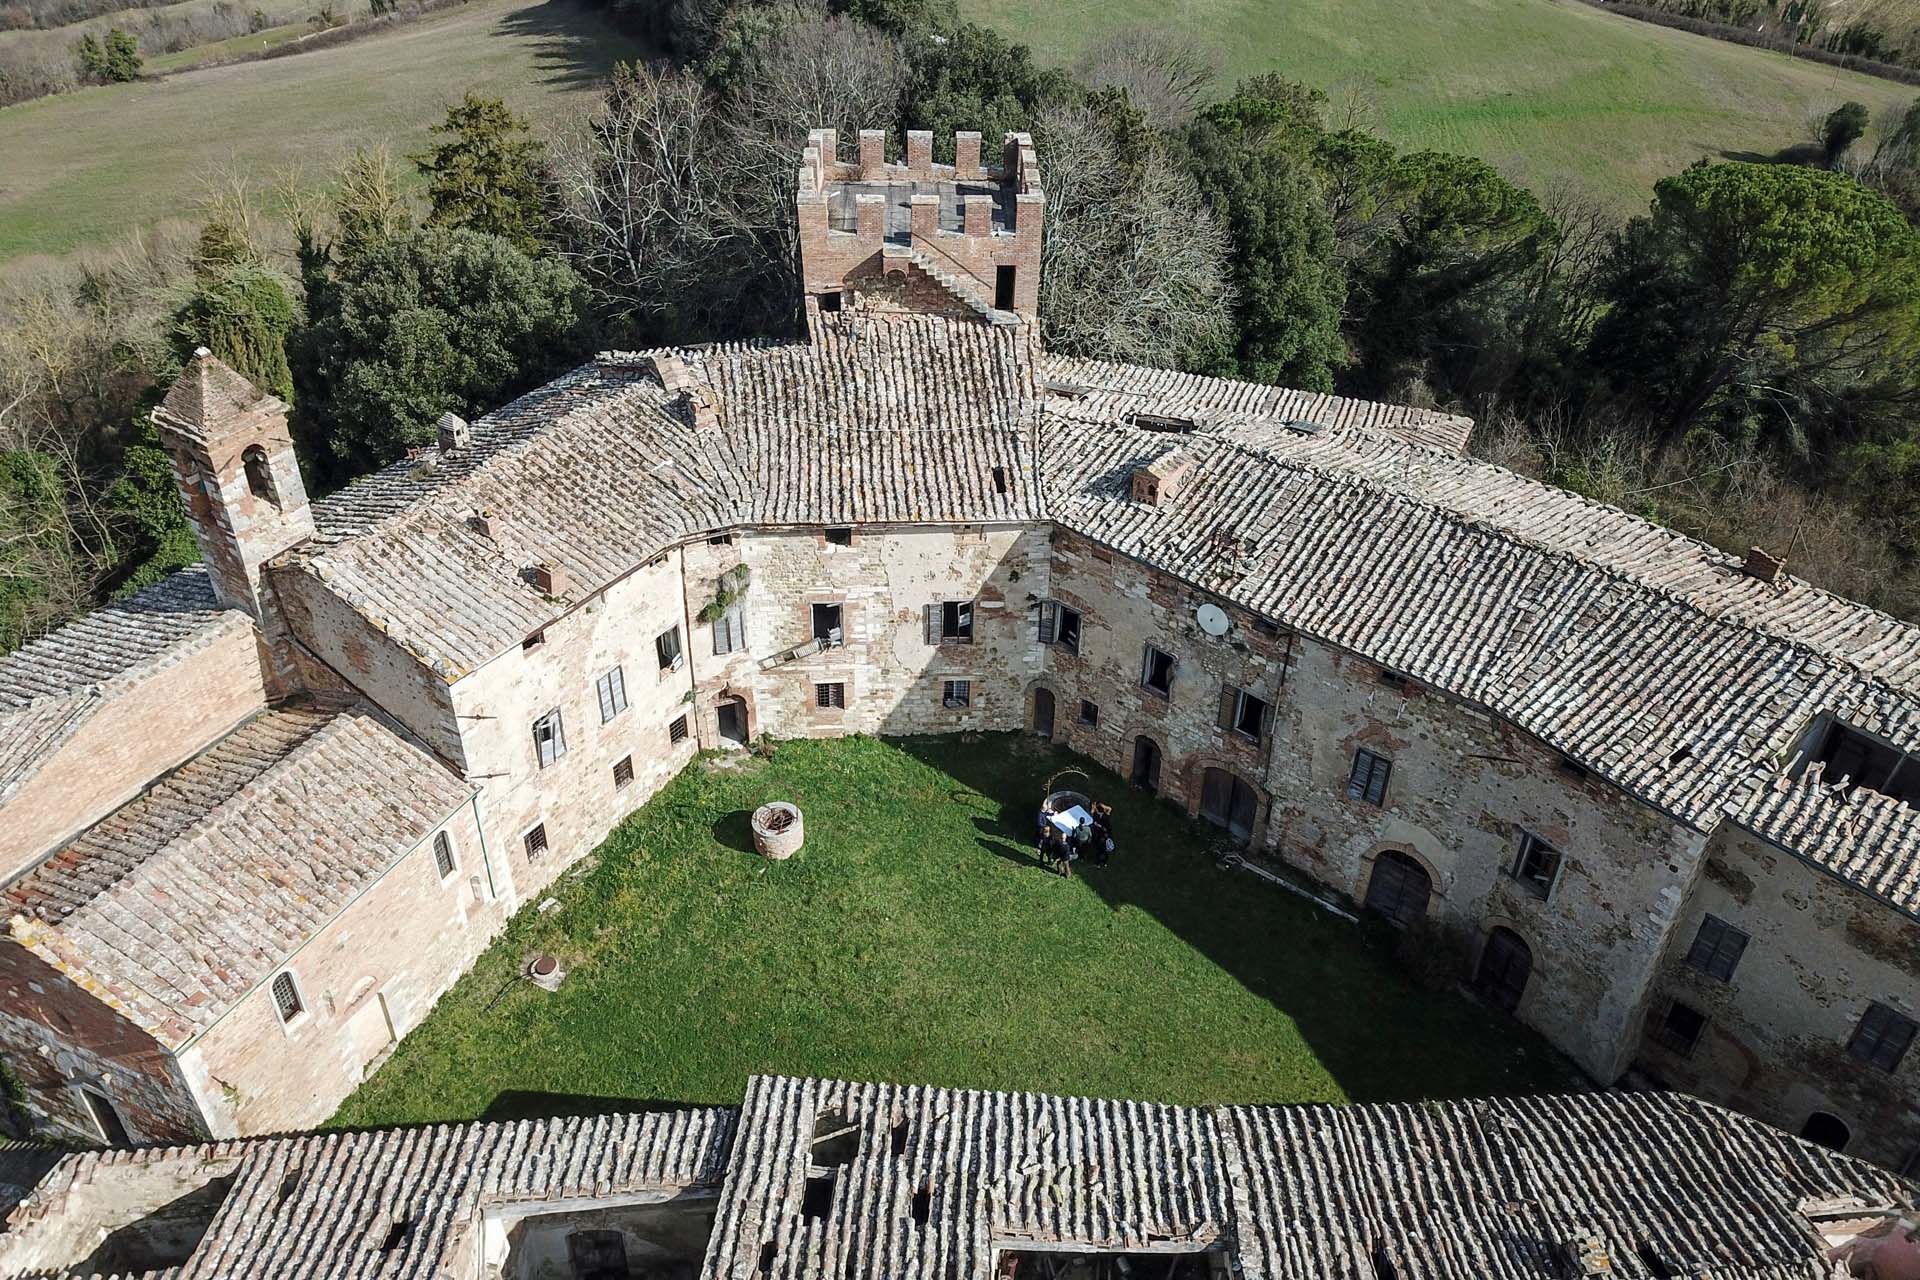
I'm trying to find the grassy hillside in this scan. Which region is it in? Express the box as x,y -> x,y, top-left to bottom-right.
963,0 -> 1918,210
0,0 -> 647,263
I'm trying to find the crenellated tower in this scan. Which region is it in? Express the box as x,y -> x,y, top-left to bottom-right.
795,127 -> 1044,326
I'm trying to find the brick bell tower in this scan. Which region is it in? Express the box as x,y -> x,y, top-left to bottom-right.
795,127 -> 1044,326
152,348 -> 315,644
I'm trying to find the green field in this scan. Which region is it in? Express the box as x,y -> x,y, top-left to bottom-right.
335,734 -> 1576,1128
0,0 -> 648,264
964,0 -> 1917,210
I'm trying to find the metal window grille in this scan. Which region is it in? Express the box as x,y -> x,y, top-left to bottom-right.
523,823 -> 549,861
816,682 -> 845,709
669,715 -> 690,743
271,972 -> 303,1023
433,831 -> 456,878
613,756 -> 635,788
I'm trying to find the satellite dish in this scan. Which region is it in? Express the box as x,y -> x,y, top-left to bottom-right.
1195,603 -> 1231,637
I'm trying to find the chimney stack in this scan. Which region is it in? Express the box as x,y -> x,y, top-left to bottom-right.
533,563 -> 570,597
437,412 -> 471,454
1744,546 -> 1787,587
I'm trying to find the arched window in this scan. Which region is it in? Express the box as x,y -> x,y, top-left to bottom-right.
242,445 -> 278,506
1800,1111 -> 1851,1151
1364,850 -> 1432,927
1475,926 -> 1532,1013
1199,767 -> 1260,840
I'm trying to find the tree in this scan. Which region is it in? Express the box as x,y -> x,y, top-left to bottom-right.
1824,100 -> 1871,166
73,27 -> 139,83
901,21 -> 1072,158
1073,25 -> 1216,128
1035,91 -> 1235,370
415,93 -> 554,253
1345,149 -> 1552,392
294,228 -> 589,472
1186,81 -> 1345,389
1589,161 -> 1920,459
332,147 -> 413,262
172,263 -> 297,402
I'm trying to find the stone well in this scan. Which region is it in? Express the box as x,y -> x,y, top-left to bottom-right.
751,802 -> 804,860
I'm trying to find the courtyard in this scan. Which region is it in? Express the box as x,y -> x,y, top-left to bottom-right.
334,734 -> 1580,1128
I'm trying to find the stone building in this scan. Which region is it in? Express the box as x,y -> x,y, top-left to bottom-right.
0,1073 -> 1912,1279
1,128 -> 1919,1172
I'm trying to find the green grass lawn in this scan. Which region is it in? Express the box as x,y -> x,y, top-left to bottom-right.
335,734 -> 1579,1127
963,0 -> 1917,211
143,22 -> 313,74
0,0 -> 649,265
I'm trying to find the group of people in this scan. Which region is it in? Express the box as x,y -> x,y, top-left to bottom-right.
1037,802 -> 1116,878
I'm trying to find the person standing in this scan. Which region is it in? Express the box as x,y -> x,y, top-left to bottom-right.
1090,805 -> 1113,867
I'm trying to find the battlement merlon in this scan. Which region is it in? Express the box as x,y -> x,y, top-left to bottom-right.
796,128 -> 1043,200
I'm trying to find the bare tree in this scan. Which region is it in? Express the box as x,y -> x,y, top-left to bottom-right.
1036,101 -> 1235,369
1072,25 -> 1217,128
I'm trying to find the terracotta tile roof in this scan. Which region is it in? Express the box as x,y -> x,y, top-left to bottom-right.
0,568 -> 246,805
291,313 -> 1920,913
699,1077 -> 1899,1280
4,1077 -> 1892,1280
3,702 -> 475,1048
0,1106 -> 735,1279
151,349 -> 273,445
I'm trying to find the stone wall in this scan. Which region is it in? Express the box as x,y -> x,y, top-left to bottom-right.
0,945 -> 206,1143
449,555 -> 701,904
678,525 -> 1050,743
0,618 -> 267,880
1637,825 -> 1920,1168
1045,526 -> 1705,1082
177,801 -> 496,1137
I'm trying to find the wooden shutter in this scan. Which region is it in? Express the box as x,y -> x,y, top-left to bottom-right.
926,602 -> 938,645
1217,686 -> 1238,731
958,601 -> 973,641
1260,695 -> 1277,742
597,676 -> 615,723
1038,601 -> 1056,644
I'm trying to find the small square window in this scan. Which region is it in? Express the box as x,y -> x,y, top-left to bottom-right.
656,626 -> 684,672
1654,1000 -> 1707,1056
532,709 -> 567,769
271,972 -> 303,1024
1038,601 -> 1081,654
1251,616 -> 1280,637
816,682 -> 846,710
1141,644 -> 1176,696
522,630 -> 545,652
613,755 -> 635,789
1684,914 -> 1749,983
943,679 -> 971,709
523,823 -> 549,861
812,603 -> 844,648
932,600 -> 974,643
1557,756 -> 1590,781
1512,832 -> 1561,900
596,666 -> 629,722
1078,700 -> 1099,728
708,533 -> 734,545
1848,1001 -> 1917,1073
1220,687 -> 1268,741
432,831 -> 456,879
1378,668 -> 1407,690
1347,748 -> 1391,806
668,714 -> 690,744
824,527 -> 854,547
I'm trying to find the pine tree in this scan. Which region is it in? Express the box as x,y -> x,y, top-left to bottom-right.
414,93 -> 553,254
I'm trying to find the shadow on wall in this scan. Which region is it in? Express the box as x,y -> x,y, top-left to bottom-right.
886,732 -> 1584,1105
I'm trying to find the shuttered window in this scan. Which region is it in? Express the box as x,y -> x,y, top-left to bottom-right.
533,709 -> 567,768
1683,914 -> 1749,982
927,600 -> 975,644
1141,645 -> 1176,696
1848,1002 -> 1918,1072
712,604 -> 746,655
1217,687 -> 1270,742
1347,749 -> 1391,806
596,666 -> 628,722
656,626 -> 683,671
1512,832 -> 1561,899
1037,601 -> 1081,653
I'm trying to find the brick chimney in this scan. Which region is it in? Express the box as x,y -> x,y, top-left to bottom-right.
1744,546 -> 1787,586
532,563 -> 570,597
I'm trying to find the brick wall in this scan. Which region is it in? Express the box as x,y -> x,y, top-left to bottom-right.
176,802 -> 498,1137
0,619 -> 267,880
0,944 -> 205,1143
1639,825 -> 1920,1168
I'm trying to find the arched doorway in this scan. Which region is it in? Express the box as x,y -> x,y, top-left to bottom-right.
1800,1111 -> 1851,1151
716,696 -> 747,745
1475,926 -> 1532,1012
1130,736 -> 1162,793
1363,850 -> 1432,927
1031,687 -> 1055,738
1198,767 -> 1259,840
